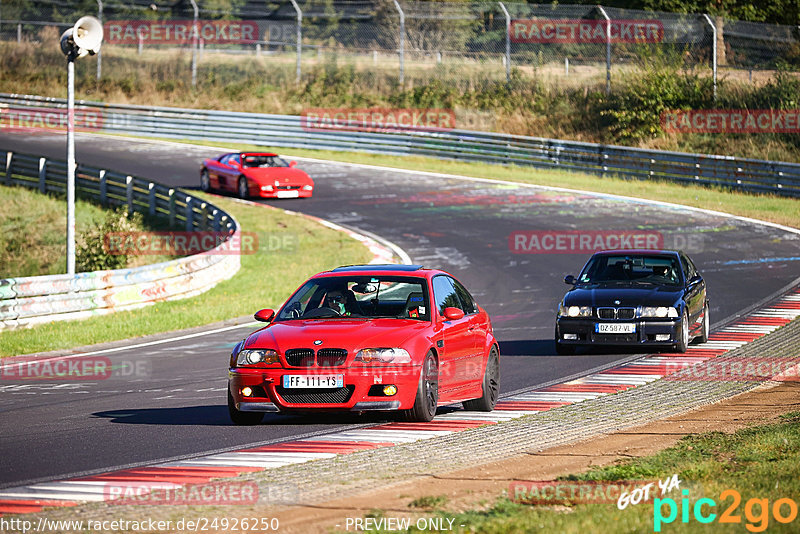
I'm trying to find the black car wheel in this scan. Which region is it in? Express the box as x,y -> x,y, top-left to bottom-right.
463,347 -> 499,412
237,176 -> 249,199
697,303 -> 710,344
404,351 -> 438,422
674,309 -> 689,353
228,389 -> 264,425
200,169 -> 210,192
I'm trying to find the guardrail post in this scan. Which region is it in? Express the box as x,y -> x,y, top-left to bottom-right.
200,202 -> 209,231
168,188 -> 176,227
38,157 -> 47,193
126,175 -> 134,215
185,196 -> 194,231
99,170 -> 107,206
498,2 -> 511,83
4,152 -> 12,186
148,183 -> 156,217
598,6 -> 612,95
212,209 -> 221,231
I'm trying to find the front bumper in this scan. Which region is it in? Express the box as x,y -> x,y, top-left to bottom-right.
556,317 -> 681,346
229,364 -> 421,412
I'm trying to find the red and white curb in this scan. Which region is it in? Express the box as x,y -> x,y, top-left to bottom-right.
1,289 -> 799,516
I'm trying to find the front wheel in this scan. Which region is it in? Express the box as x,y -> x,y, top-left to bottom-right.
200,169 -> 211,192
404,351 -> 438,422
237,176 -> 249,199
697,303 -> 710,344
674,309 -> 689,353
228,389 -> 264,425
463,347 -> 499,412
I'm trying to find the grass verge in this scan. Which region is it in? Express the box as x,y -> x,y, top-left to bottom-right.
374,411 -> 800,533
0,193 -> 373,357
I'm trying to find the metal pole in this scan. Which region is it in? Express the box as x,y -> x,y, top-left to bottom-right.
393,0 -> 404,84
67,59 -> 76,275
189,0 -> 198,87
598,5 -> 611,95
289,0 -> 302,82
498,2 -> 510,83
96,0 -> 103,80
702,14 -> 717,102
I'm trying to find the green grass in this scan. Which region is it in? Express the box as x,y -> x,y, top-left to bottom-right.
367,412 -> 800,533
0,193 -> 373,357
160,137 -> 800,230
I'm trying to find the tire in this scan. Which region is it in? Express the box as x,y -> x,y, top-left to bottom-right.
237,176 -> 249,199
404,351 -> 438,422
200,169 -> 210,192
674,309 -> 689,353
697,303 -> 710,344
228,389 -> 264,425
463,347 -> 499,412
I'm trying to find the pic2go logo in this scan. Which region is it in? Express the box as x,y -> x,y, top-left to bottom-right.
654,489 -> 798,532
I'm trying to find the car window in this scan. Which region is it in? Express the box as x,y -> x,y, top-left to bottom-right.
579,255 -> 681,286
682,254 -> 697,279
432,275 -> 462,315
219,154 -> 231,164
229,154 -> 240,166
452,278 -> 478,314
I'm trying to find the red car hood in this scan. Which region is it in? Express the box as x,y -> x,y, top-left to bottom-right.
243,167 -> 312,185
245,319 -> 428,353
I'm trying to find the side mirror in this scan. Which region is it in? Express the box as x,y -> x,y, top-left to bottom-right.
254,309 -> 275,323
442,307 -> 465,321
289,161 -> 297,167
564,275 -> 577,285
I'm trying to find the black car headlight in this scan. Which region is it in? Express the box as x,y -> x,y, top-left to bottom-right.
639,306 -> 679,318
558,304 -> 592,317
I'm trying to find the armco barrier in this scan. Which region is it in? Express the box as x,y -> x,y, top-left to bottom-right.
2,93 -> 800,197
0,150 -> 240,330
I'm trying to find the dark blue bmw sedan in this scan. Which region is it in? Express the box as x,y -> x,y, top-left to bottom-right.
555,249 -> 709,354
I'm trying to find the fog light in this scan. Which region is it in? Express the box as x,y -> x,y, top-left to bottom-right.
383,385 -> 397,396
563,333 -> 578,340
241,387 -> 253,397
655,334 -> 671,341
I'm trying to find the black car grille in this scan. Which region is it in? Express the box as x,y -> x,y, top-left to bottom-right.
275,385 -> 355,404
594,333 -> 638,343
598,307 -> 636,320
317,348 -> 348,367
285,349 -> 315,367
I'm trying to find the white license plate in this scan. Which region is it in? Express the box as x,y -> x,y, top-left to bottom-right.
596,323 -> 636,334
276,190 -> 300,198
282,374 -> 344,388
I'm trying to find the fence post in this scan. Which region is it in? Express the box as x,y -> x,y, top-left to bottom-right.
212,208 -> 221,231
498,2 -> 511,83
200,202 -> 209,231
98,170 -> 107,205
5,152 -> 12,185
96,0 -> 103,80
393,0 -> 405,84
185,196 -> 194,231
17,23 -> 21,43
148,183 -> 156,217
702,14 -> 718,102
126,175 -> 134,215
168,188 -> 176,227
38,157 -> 47,193
597,6 -> 611,95
189,0 -> 199,88
289,0 -> 302,82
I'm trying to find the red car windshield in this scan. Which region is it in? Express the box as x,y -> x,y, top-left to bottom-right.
241,155 -> 290,168
275,276 -> 429,321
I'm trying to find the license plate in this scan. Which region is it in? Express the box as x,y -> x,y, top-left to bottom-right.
282,375 -> 344,388
596,323 -> 636,334
276,190 -> 300,198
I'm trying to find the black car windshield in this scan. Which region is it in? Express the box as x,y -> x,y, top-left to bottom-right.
275,276 -> 430,321
578,254 -> 682,286
241,155 -> 289,168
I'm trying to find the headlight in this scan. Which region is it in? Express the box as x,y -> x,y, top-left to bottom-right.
261,185 -> 274,191
639,306 -> 679,318
236,349 -> 279,367
302,185 -> 313,191
559,304 -> 592,317
354,348 -> 412,364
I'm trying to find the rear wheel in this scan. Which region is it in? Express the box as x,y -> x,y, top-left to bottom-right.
228,389 -> 264,425
237,176 -> 249,199
200,169 -> 210,192
404,351 -> 438,422
674,309 -> 689,353
463,347 -> 499,411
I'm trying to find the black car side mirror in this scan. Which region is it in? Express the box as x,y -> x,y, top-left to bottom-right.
564,275 -> 577,285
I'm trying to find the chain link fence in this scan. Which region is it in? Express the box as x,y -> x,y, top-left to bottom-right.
0,1 -> 798,90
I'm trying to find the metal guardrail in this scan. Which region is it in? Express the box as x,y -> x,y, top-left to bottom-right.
1,93 -> 799,198
0,149 -> 240,330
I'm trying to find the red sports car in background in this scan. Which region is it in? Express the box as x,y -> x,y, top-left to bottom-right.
201,152 -> 314,199
228,264 -> 500,424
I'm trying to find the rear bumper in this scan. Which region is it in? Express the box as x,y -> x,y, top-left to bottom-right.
556,317 -> 681,346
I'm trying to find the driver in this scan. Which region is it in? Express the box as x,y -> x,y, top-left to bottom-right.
323,289 -> 347,315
